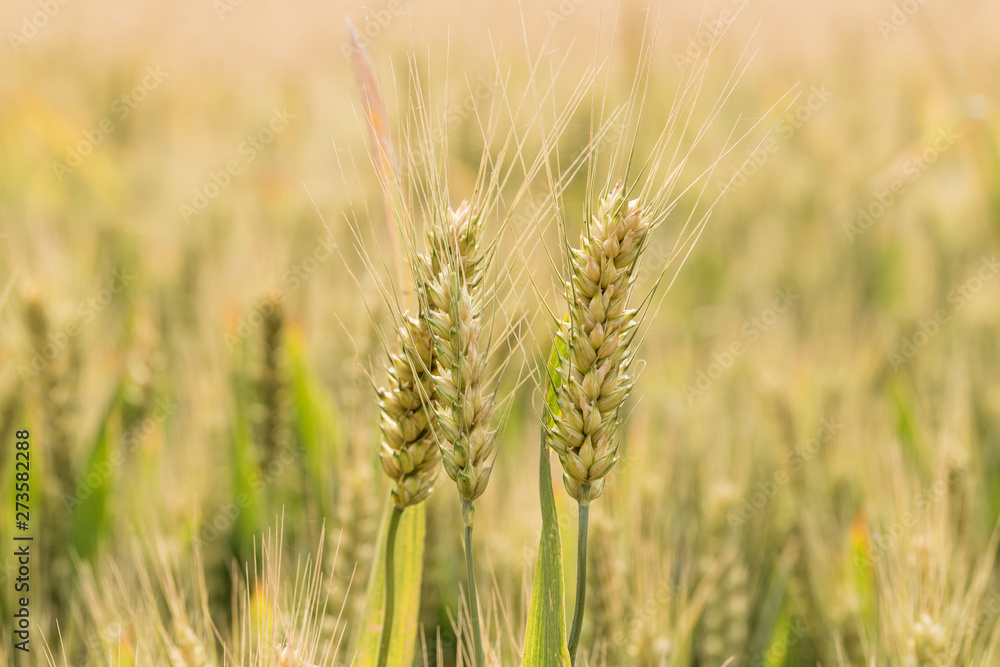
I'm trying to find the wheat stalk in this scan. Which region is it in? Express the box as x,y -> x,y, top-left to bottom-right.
409,199 -> 498,667
373,314 -> 441,665
522,9 -> 794,658
544,183 -> 650,662
344,24 -> 614,666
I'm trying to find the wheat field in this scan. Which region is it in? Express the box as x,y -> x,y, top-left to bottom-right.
1,0 -> 1000,665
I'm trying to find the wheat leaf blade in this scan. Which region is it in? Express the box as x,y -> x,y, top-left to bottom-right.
71,383 -> 122,561
287,329 -> 341,517
356,496 -> 425,666
523,341 -> 571,667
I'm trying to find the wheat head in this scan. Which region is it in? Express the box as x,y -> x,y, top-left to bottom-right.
417,201 -> 497,507
548,183 -> 652,504
377,314 -> 441,508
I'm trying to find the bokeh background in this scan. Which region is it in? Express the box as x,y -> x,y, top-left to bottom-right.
2,0 -> 1000,664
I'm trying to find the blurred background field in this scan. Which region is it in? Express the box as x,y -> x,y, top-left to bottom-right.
2,0 -> 1000,664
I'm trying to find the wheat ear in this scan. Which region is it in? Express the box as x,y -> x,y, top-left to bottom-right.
419,202 -> 497,506
373,314 -> 440,667
549,183 -> 651,504
376,315 -> 441,510
415,201 -> 496,667
550,183 -> 651,662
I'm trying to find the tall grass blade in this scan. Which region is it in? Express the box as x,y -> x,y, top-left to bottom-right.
523,338 -> 571,667
356,496 -> 426,666
760,606 -> 793,667
230,368 -> 262,563
71,383 -> 122,561
287,327 -> 341,515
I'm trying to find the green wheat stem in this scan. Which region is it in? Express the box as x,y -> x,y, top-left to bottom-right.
567,483 -> 591,664
463,500 -> 486,667
376,504 -> 404,667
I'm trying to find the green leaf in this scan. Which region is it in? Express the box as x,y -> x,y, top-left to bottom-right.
848,515 -> 876,632
229,367 -> 261,563
887,377 -> 926,477
286,327 -> 341,515
523,340 -> 571,667
72,385 -> 122,561
760,606 -> 793,667
544,322 -> 569,427
355,497 -> 425,666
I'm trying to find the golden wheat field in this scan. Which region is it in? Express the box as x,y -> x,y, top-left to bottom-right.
1,0 -> 1000,665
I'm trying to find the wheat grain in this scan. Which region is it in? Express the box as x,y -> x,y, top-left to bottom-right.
549,184 -> 652,504
255,299 -> 291,472
275,643 -> 320,667
376,315 -> 441,508
24,295 -> 76,495
417,201 -> 497,506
